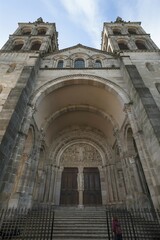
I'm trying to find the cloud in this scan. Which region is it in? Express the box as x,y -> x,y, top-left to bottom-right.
135,0 -> 160,48
40,0 -> 58,17
60,0 -> 103,48
110,0 -> 160,48
59,0 -> 160,49
0,0 -> 159,50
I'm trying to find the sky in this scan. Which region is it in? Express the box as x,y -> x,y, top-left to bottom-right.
0,0 -> 160,50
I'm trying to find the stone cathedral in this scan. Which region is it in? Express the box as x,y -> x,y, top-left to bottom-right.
0,17 -> 160,210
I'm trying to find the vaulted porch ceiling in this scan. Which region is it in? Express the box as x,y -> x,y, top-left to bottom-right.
33,83 -> 126,147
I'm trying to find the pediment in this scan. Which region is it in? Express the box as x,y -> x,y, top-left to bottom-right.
42,43 -> 116,61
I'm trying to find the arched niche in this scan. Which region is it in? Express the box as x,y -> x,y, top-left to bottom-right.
118,41 -> 129,50
31,41 -> 41,50
12,40 -> 24,51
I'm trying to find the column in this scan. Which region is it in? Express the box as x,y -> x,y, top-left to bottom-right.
117,170 -> 126,202
106,164 -> 114,203
129,155 -> 143,193
48,165 -> 56,203
113,128 -> 129,196
40,40 -> 48,52
124,103 -> 150,170
111,165 -> 119,202
77,166 -> 84,208
102,165 -> 110,204
37,170 -> 46,202
29,136 -> 45,196
43,165 -> 52,203
99,166 -> 107,205
66,58 -> 71,68
54,166 -> 63,205
125,157 -> 135,195
124,104 -> 154,193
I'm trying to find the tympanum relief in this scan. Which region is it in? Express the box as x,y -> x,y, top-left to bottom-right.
60,143 -> 102,167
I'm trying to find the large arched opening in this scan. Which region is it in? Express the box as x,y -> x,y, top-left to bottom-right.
30,75 -> 131,206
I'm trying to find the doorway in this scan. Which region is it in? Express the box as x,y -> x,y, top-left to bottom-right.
60,167 -> 102,205
60,167 -> 78,205
83,167 -> 102,205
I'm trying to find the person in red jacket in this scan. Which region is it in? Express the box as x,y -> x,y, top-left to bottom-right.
112,217 -> 123,240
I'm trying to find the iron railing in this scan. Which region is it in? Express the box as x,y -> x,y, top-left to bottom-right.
0,205 -> 160,239
106,207 -> 160,240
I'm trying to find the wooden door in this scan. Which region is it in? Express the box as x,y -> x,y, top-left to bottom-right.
83,167 -> 102,205
60,168 -> 78,205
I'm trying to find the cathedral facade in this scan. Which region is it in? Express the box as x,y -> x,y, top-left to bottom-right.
0,17 -> 160,209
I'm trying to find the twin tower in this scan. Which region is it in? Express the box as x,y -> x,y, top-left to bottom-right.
1,17 -> 158,53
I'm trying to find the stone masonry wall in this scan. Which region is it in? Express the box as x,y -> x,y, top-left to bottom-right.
126,65 -> 160,144
0,57 -> 40,199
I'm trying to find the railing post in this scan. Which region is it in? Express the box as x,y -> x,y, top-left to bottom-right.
106,207 -> 111,240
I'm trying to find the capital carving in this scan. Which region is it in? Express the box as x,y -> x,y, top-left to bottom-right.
123,102 -> 133,113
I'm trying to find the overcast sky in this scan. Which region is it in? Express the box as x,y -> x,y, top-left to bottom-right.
0,0 -> 159,50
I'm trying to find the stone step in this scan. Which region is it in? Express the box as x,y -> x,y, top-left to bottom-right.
53,227 -> 108,230
54,224 -> 107,227
54,218 -> 107,222
54,214 -> 106,217
52,233 -> 108,237
54,212 -> 106,215
52,207 -> 109,239
55,215 -> 106,218
53,229 -> 108,233
54,222 -> 107,225
52,239 -> 108,240
53,239 -> 108,240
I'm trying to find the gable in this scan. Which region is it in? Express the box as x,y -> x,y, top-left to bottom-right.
41,44 -> 119,69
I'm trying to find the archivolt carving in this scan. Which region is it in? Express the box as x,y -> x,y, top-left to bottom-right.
49,126 -> 113,166
30,74 -> 130,106
60,143 -> 102,167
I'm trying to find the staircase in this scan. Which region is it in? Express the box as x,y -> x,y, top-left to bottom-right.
0,206 -> 160,239
52,206 -> 108,240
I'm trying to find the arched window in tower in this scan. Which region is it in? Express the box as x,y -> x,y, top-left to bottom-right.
57,60 -> 64,68
118,42 -> 129,50
22,28 -> 31,35
74,58 -> 85,68
12,41 -> 24,51
113,29 -> 121,35
37,28 -> 47,35
128,28 -> 137,35
135,40 -> 147,50
31,41 -> 41,50
95,60 -> 102,68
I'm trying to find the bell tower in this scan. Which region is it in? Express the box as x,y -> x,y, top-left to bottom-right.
101,17 -> 159,53
1,17 -> 58,54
